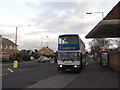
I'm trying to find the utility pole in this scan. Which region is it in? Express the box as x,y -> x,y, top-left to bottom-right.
46,36 -> 48,47
15,27 -> 17,45
15,26 -> 17,60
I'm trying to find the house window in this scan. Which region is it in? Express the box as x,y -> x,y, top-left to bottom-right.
9,46 -> 13,49
2,52 -> 6,55
14,46 -> 16,49
4,45 -> 7,49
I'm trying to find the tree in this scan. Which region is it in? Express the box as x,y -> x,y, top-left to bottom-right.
89,38 -> 114,59
34,49 -> 38,53
114,38 -> 120,50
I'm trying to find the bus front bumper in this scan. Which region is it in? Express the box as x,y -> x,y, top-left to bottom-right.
58,65 -> 81,71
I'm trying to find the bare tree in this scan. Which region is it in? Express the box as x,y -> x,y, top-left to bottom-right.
89,38 -> 114,57
114,38 -> 120,51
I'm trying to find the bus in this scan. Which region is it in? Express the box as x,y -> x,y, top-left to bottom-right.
57,34 -> 86,71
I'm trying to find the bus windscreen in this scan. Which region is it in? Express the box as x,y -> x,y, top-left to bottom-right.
58,52 -> 79,61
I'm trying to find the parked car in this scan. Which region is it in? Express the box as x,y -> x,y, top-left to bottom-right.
38,56 -> 49,63
50,59 -> 55,63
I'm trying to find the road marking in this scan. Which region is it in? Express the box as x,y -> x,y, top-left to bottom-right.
0,73 -> 7,76
85,62 -> 89,66
8,68 -> 13,72
19,69 -> 26,72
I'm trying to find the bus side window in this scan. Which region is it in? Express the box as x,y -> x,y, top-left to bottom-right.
59,38 -> 61,44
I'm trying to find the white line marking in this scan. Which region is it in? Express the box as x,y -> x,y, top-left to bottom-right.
0,73 -> 7,76
85,62 -> 89,66
8,68 -> 13,72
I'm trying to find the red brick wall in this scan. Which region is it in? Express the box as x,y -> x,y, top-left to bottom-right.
109,50 -> 120,72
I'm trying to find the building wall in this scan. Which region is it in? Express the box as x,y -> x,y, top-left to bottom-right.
109,50 -> 120,72
2,45 -> 16,55
2,38 -> 17,61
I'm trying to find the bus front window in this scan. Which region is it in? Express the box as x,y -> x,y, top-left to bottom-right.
58,36 -> 79,44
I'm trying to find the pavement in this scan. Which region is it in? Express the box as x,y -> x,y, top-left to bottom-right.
65,58 -> 118,88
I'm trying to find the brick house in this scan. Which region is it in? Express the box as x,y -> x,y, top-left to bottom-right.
1,36 -> 18,61
38,46 -> 55,56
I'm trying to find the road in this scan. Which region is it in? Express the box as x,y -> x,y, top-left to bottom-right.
2,61 -> 59,88
2,57 -> 118,89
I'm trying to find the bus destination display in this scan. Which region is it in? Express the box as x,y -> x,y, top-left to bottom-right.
62,46 -> 75,50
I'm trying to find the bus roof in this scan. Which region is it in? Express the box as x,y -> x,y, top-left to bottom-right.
59,34 -> 79,38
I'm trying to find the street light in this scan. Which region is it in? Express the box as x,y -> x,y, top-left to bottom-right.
86,12 -> 104,19
86,12 -> 105,50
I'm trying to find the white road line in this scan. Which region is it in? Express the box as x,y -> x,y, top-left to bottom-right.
85,62 -> 89,66
8,68 -> 13,72
19,69 -> 25,72
0,73 -> 7,76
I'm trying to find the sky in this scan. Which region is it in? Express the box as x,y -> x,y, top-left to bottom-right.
0,0 -> 119,51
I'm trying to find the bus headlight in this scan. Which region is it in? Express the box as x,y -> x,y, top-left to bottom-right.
60,65 -> 62,67
74,65 -> 77,68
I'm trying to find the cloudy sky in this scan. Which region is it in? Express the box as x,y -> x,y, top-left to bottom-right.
0,0 -> 119,51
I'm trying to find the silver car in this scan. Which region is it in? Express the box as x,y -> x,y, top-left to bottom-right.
38,56 -> 49,63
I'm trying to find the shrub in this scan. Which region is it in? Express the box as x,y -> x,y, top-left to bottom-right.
32,54 -> 39,59
22,54 -> 30,61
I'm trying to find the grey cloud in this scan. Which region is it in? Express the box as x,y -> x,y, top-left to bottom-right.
1,31 -> 15,40
25,31 -> 43,35
19,39 -> 41,50
18,37 -> 57,50
23,2 -> 105,51
27,2 -> 101,34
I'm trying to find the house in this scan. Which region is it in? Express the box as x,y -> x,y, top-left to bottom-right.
1,36 -> 18,61
38,46 -> 55,56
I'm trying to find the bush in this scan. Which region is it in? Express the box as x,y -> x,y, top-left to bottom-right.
32,54 -> 39,59
9,55 -> 15,62
22,54 -> 31,61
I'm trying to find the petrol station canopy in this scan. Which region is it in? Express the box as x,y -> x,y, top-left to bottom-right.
85,1 -> 120,38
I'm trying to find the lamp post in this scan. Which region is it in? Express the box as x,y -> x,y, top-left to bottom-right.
86,12 -> 105,50
86,12 -> 104,19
